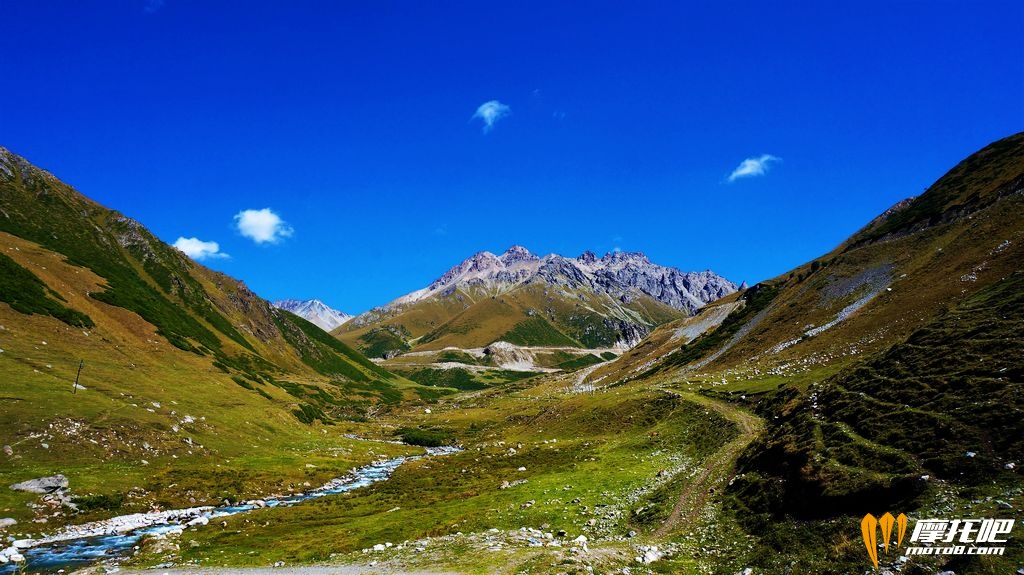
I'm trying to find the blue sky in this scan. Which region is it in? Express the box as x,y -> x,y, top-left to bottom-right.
2,2 -> 1022,313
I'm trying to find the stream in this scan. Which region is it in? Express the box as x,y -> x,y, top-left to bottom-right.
0,446 -> 461,575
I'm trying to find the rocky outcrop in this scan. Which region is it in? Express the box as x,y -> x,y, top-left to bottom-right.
484,341 -> 537,370
9,475 -> 68,494
537,251 -> 736,314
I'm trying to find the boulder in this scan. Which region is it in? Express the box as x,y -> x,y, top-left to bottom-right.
640,546 -> 662,564
9,475 -> 68,494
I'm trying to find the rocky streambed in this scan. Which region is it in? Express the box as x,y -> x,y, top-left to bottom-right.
0,446 -> 461,574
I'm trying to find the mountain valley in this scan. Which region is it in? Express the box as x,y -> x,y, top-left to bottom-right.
1,133 -> 1022,575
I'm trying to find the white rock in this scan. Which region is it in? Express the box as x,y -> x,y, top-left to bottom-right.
573,535 -> 588,544
642,546 -> 662,564
372,544 -> 386,551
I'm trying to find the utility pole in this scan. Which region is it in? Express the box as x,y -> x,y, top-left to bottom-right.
73,360 -> 84,393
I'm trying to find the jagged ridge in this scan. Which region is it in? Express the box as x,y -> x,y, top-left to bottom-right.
388,245 -> 736,314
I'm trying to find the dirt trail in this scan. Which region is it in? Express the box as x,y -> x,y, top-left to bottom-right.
568,362 -> 604,392
653,392 -> 763,538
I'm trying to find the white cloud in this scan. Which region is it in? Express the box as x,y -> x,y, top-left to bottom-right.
727,154 -> 782,182
234,208 -> 293,244
173,237 -> 228,261
472,100 -> 511,133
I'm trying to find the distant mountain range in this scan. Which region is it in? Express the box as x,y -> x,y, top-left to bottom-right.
337,245 -> 736,357
273,299 -> 353,331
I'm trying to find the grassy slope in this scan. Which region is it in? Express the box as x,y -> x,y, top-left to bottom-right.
338,281 -> 688,356
721,269 -> 1024,574
0,149 -> 439,530
582,295 -> 742,388
594,132 -> 1024,574
169,373 -> 742,573
696,132 -> 1024,376
0,239 -> 415,530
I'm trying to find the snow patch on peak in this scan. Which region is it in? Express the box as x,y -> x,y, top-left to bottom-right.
273,299 -> 353,332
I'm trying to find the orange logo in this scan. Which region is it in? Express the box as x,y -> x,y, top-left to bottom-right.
861,512 -> 908,568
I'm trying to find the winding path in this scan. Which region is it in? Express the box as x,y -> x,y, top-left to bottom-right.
653,392 -> 763,538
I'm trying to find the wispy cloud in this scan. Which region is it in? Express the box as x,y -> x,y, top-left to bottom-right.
727,154 -> 782,182
234,208 -> 294,244
144,0 -> 165,13
472,100 -> 511,133
173,237 -> 228,260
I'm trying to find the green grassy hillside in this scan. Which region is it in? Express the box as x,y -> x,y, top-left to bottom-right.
0,148 -> 444,531
339,281 -> 687,356
629,133 -> 1024,384
595,132 -> 1024,574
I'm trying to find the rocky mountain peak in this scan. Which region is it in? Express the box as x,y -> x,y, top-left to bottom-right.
499,245 -> 538,264
382,245 -> 737,314
273,299 -> 353,332
601,251 -> 650,264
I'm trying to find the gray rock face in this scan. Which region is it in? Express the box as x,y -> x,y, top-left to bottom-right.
386,246 -> 737,314
350,246 -> 738,347
535,251 -> 737,314
9,475 -> 68,494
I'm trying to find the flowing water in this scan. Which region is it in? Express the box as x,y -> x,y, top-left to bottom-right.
1,446 -> 460,575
